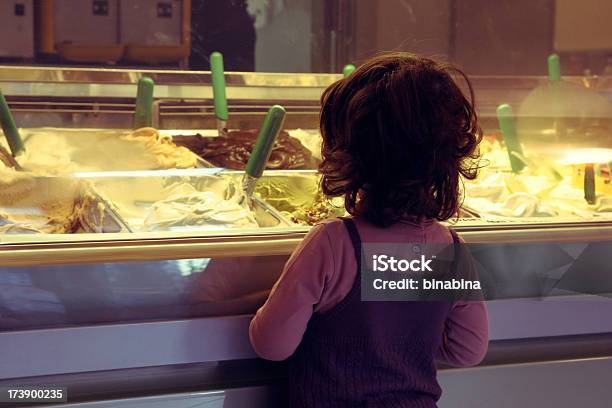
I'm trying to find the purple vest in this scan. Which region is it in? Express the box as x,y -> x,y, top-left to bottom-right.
289,218 -> 455,407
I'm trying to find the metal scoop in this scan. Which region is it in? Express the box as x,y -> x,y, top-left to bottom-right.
133,77 -> 155,129
0,89 -> 25,165
241,105 -> 287,205
211,51 -> 229,137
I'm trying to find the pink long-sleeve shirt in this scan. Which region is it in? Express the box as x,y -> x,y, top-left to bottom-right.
249,217 -> 489,366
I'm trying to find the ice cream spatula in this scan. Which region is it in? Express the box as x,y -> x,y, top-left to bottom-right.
0,89 -> 25,163
0,94 -> 68,176
241,105 -> 287,204
343,64 -> 356,77
497,103 -> 525,173
0,91 -> 37,203
210,51 -> 229,137
133,77 -> 154,129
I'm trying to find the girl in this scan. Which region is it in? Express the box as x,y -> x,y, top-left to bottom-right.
250,52 -> 488,407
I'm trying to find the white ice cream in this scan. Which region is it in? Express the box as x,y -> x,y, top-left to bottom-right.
463,138 -> 612,221
144,189 -> 258,231
94,175 -> 260,231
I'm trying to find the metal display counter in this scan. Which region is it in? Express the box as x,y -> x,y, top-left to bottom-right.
1,67 -> 612,407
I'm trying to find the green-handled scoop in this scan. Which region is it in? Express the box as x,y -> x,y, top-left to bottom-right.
584,163 -> 596,205
133,77 -> 154,129
210,51 -> 229,136
242,105 -> 287,201
548,54 -> 561,82
0,89 -> 25,158
497,103 -> 525,173
343,64 -> 356,77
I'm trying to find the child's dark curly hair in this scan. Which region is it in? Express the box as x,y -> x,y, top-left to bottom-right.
319,52 -> 482,227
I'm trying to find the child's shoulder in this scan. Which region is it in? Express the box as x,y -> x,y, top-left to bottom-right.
310,216 -> 454,243
294,218 -> 350,256
309,217 -> 349,238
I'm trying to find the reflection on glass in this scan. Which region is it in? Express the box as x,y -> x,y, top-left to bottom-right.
0,1 -> 607,74
0,255 -> 287,331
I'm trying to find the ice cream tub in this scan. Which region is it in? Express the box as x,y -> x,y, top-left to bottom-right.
89,170 -> 292,232
79,188 -> 133,233
221,169 -> 347,226
1,127 -> 211,173
169,129 -> 321,171
557,148 -> 612,197
0,175 -> 130,234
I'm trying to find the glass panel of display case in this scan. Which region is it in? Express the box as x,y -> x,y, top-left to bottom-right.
2,153 -> 612,241
84,170 -> 291,233
0,254 -> 287,331
0,169 -> 302,236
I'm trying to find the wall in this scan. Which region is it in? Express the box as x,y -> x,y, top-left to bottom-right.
0,0 -> 34,58
453,0 -> 554,75
353,0 -> 557,75
252,0 -> 312,72
376,0 -> 450,59
555,0 -> 612,52
354,0 -> 451,62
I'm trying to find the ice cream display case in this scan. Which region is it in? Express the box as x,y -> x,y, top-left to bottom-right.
1,66 -> 612,407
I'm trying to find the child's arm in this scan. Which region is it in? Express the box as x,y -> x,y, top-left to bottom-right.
249,223 -> 335,361
437,300 -> 489,367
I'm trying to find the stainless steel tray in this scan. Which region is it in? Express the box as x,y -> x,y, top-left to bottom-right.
168,129 -> 321,170
15,127 -> 210,170
79,188 -> 132,233
88,170 -> 292,232
0,177 -> 130,234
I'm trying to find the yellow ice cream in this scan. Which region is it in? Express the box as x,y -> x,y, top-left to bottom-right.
1,127 -> 200,174
254,172 -> 347,226
0,175 -> 87,233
